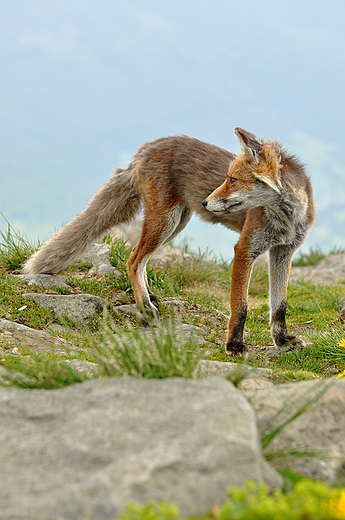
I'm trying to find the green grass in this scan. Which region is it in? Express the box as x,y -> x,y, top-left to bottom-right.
0,222 -> 345,388
0,215 -> 39,271
89,314 -> 202,379
292,245 -> 345,267
0,348 -> 91,389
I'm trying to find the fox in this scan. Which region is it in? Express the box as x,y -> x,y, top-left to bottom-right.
23,127 -> 315,356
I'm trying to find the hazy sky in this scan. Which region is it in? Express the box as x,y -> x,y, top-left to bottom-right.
1,0 -> 345,258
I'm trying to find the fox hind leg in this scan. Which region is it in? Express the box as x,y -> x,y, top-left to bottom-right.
269,245 -> 304,348
127,205 -> 192,317
144,207 -> 193,306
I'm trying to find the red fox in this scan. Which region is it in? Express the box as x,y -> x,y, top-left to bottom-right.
23,128 -> 315,356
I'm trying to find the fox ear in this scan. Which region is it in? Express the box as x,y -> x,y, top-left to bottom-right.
234,127 -> 263,164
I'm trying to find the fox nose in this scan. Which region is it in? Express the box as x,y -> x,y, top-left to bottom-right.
202,199 -> 207,208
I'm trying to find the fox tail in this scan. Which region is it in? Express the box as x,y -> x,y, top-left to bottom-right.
22,165 -> 141,274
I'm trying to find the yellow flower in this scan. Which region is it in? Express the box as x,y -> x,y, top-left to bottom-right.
336,370 -> 345,379
338,491 -> 345,516
328,490 -> 345,518
338,338 -> 345,348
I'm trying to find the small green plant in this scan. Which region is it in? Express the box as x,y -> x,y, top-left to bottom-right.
119,480 -> 345,519
216,480 -> 345,520
258,379 -> 333,464
0,215 -> 39,271
120,501 -> 181,520
89,315 -> 201,379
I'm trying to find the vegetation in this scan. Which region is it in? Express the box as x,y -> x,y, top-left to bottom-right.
1,225 -> 345,518
292,245 -> 345,267
0,229 -> 344,388
0,215 -> 39,271
120,480 -> 345,519
89,314 -> 201,379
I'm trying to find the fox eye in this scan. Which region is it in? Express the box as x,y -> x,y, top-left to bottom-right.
230,177 -> 237,184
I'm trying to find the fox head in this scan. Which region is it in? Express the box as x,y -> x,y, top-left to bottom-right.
202,127 -> 282,213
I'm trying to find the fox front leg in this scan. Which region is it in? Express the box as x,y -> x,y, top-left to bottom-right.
269,245 -> 304,348
226,239 -> 255,356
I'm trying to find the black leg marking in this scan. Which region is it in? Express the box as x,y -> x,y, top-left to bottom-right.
226,305 -> 248,356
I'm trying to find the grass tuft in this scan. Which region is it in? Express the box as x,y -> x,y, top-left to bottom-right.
292,245 -> 345,267
89,315 -> 202,379
0,215 -> 39,271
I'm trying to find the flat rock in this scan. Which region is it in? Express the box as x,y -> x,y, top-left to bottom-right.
22,293 -> 106,323
199,360 -> 274,392
247,378 -> 345,481
14,273 -> 71,290
0,318 -> 73,353
64,359 -> 101,376
199,360 -> 272,379
0,377 -> 282,520
290,254 -> 345,285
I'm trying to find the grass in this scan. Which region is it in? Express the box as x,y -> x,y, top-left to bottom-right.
0,221 -> 345,388
89,314 -> 202,379
292,245 -> 345,267
0,215 -> 39,271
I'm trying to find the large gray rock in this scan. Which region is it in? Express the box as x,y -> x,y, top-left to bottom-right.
0,377 -> 282,520
22,293 -> 106,323
290,254 -> 345,285
247,378 -> 345,481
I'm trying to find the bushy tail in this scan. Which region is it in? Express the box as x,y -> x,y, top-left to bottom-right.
23,166 -> 141,274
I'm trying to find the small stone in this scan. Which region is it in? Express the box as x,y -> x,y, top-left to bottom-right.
113,304 -> 148,324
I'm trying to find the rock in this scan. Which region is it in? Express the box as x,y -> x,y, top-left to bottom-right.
0,318 -> 74,353
22,293 -> 106,323
199,360 -> 274,392
90,261 -> 122,278
290,254 -> 345,285
113,303 -> 148,324
0,377 -> 282,520
247,378 -> 345,481
199,360 -> 272,379
81,243 -> 122,278
149,244 -> 197,269
137,321 -> 206,346
64,359 -> 101,376
198,360 -> 274,392
14,273 -> 72,290
263,340 -> 306,360
81,243 -> 112,264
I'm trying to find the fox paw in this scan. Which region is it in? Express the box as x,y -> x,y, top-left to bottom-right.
148,291 -> 159,306
225,342 -> 249,357
280,336 -> 306,351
